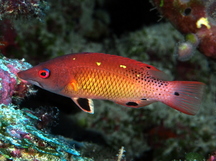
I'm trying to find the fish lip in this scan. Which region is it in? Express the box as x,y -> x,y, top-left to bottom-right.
27,79 -> 43,88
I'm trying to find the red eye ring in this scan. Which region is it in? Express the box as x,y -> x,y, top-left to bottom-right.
38,68 -> 50,79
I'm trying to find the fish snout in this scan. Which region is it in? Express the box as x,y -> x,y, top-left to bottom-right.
17,71 -> 43,88
17,70 -> 31,84
17,70 -> 25,79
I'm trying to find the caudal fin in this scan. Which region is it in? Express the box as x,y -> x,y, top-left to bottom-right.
161,81 -> 205,115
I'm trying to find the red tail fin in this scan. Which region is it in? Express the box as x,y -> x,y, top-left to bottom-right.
161,81 -> 205,115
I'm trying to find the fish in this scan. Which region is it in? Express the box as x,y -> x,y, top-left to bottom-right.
17,52 -> 205,115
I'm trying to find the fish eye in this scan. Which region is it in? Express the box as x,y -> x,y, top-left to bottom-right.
38,68 -> 50,78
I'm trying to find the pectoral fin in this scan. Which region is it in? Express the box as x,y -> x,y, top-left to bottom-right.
67,79 -> 79,91
72,98 -> 94,114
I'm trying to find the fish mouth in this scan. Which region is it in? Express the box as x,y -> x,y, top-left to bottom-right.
27,79 -> 44,88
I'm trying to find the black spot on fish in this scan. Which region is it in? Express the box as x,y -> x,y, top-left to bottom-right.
126,102 -> 138,106
141,98 -> 147,100
174,92 -> 180,96
146,66 -> 151,69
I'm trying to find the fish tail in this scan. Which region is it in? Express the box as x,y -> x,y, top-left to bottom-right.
161,81 -> 205,115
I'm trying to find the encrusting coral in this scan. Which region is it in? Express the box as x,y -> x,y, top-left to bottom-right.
0,0 -> 49,20
150,0 -> 216,60
0,103 -> 93,161
0,55 -> 32,104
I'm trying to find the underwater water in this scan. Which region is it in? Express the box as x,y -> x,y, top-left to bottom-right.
0,0 -> 215,160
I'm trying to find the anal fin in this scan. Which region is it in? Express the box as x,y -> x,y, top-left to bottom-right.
115,99 -> 156,108
72,98 -> 94,114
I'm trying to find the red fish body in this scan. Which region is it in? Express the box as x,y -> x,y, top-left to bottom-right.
17,52 -> 205,115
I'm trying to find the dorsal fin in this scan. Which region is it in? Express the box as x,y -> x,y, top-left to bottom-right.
148,70 -> 171,81
72,98 -> 94,114
141,63 -> 171,80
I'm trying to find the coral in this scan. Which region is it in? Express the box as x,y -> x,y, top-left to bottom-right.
208,151 -> 216,161
0,20 -> 19,56
185,152 -> 205,161
150,0 -> 216,59
0,56 -> 32,104
114,23 -> 183,65
0,0 -> 49,20
9,0 -> 110,64
0,104 -> 93,161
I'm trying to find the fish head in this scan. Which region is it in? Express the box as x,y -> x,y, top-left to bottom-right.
17,61 -> 71,93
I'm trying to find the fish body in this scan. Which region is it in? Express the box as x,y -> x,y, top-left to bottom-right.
17,52 -> 205,115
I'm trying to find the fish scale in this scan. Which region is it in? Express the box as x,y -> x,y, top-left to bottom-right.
73,67 -> 140,99
17,52 -> 205,115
